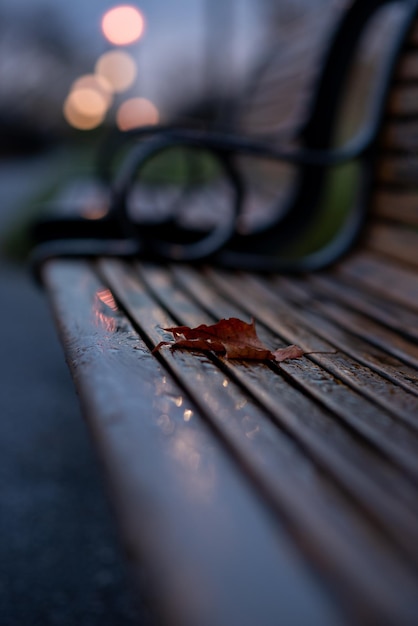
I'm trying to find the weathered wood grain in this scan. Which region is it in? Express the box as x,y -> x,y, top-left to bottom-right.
273,276 -> 418,384
157,265 -> 418,533
93,258 -> 418,625
43,259 -> 352,626
305,272 -> 418,342
332,252 -> 418,312
205,269 -> 418,443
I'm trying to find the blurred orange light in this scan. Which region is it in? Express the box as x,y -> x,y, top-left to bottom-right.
71,74 -> 113,108
68,88 -> 108,117
101,5 -> 144,45
63,102 -> 105,130
116,97 -> 159,130
63,92 -> 106,130
95,50 -> 137,93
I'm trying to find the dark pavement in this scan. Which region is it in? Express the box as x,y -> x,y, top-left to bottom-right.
0,154 -> 145,625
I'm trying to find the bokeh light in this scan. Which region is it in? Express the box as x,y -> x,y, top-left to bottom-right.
63,95 -> 106,130
63,87 -> 108,130
116,97 -> 159,130
63,72 -> 115,130
71,74 -> 113,108
101,5 -> 145,46
95,50 -> 137,93
63,6 -> 145,131
70,88 -> 107,117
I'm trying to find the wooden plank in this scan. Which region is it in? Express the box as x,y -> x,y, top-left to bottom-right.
43,259 -> 349,626
388,85 -> 418,117
406,22 -> 418,48
377,155 -> 418,187
381,121 -> 418,153
333,251 -> 418,312
98,259 -> 418,624
300,272 -> 418,343
396,51 -> 418,81
271,276 -> 418,393
372,190 -> 418,227
366,223 -> 418,267
204,269 -> 418,459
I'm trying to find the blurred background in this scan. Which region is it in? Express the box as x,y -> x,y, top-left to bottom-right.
0,0 -> 385,623
0,0 -> 343,146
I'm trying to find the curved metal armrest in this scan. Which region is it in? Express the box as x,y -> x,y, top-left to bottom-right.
111,133 -> 243,262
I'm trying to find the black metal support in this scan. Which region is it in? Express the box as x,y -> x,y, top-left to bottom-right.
31,0 -> 418,274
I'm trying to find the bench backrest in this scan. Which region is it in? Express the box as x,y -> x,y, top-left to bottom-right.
371,18 -> 418,270
233,0 -> 418,270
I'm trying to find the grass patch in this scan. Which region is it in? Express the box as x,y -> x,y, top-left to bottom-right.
283,161 -> 360,258
136,146 -> 223,186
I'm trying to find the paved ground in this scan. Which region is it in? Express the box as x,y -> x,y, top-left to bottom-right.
0,153 -> 146,625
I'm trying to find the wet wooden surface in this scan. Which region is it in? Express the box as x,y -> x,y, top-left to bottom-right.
42,247 -> 418,626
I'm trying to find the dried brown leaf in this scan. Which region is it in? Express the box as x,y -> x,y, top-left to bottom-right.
154,317 -> 304,363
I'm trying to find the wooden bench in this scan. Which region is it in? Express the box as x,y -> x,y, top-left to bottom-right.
36,4 -> 418,626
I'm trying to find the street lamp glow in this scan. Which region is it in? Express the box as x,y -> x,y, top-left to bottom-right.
95,50 -> 137,93
116,97 -> 159,130
101,5 -> 145,45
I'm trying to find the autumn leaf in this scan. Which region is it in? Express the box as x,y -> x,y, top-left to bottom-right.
153,317 -> 304,363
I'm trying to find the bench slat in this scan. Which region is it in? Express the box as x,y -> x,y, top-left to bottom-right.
377,155 -> 418,187
304,271 -> 418,341
388,85 -> 418,117
396,51 -> 418,80
274,276 -> 418,377
332,252 -> 418,312
372,190 -> 418,227
366,223 -> 418,268
381,121 -> 418,152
